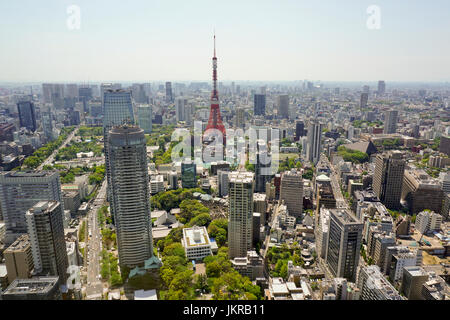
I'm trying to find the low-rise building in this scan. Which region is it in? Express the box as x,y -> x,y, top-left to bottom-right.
181,226 -> 212,261
231,250 -> 264,280
1,276 -> 61,300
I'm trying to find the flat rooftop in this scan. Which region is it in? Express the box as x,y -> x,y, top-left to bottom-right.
183,226 -> 210,247
5,234 -> 30,252
3,277 -> 59,295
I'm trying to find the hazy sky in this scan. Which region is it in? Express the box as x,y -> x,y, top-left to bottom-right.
1,0 -> 449,82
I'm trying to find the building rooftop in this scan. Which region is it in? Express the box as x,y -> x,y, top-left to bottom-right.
183,226 -> 210,247
2,277 -> 59,295
228,171 -> 254,183
5,234 -> 30,252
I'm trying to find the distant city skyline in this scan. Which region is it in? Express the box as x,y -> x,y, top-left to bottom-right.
1,0 -> 450,82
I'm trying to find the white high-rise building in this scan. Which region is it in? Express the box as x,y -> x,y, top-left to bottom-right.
383,110 -> 398,134
306,120 -> 323,164
103,89 -> 135,202
279,169 -> 303,218
108,125 -> 155,268
415,211 -> 443,234
175,97 -> 188,122
228,171 -> 254,259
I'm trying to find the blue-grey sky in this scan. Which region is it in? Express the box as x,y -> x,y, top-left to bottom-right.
1,0 -> 449,82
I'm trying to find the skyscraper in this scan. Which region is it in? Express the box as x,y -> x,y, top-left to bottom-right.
254,149 -> 272,193
181,160 -> 197,189
26,201 -> 69,284
276,94 -> 289,119
377,80 -> 386,95
325,209 -> 363,282
17,101 -> 37,132
41,112 -> 54,142
372,151 -> 405,210
108,125 -> 154,268
228,171 -> 254,259
0,171 -> 63,245
137,105 -> 153,134
175,97 -> 188,122
103,89 -> 135,203
165,81 -> 173,103
360,93 -> 368,108
295,120 -> 305,141
79,86 -> 93,113
254,94 -> 266,116
205,35 -> 226,142
279,169 -> 303,218
383,110 -> 398,134
306,120 -> 323,165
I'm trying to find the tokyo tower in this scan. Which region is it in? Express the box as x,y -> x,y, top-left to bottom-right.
205,34 -> 226,142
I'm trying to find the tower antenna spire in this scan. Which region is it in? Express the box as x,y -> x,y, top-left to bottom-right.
213,30 -> 216,58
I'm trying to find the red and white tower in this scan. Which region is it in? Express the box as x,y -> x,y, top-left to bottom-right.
205,34 -> 226,142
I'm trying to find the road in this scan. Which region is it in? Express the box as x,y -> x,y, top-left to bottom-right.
38,125 -> 80,170
85,179 -> 107,300
321,155 -> 348,209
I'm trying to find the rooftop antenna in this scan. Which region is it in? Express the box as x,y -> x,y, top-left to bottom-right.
213,29 -> 216,58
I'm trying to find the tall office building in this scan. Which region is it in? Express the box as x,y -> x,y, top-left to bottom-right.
42,83 -> 53,103
276,94 -> 289,119
0,171 -> 63,245
228,171 -> 254,259
79,86 -> 93,113
372,151 -> 405,210
41,112 -> 54,142
218,170 -> 230,197
254,94 -> 266,116
360,93 -> 368,108
137,105 -> 153,133
255,150 -> 272,193
279,169 -> 303,218
108,125 -> 154,268
26,201 -> 68,284
295,120 -> 305,141
66,84 -> 78,98
357,265 -> 403,300
4,234 -> 34,284
100,83 -> 122,104
165,82 -> 173,103
401,169 -> 443,214
377,80 -> 386,95
103,89 -> 135,203
175,97 -> 188,122
17,101 -> 37,132
306,120 -> 323,165
362,85 -> 370,94
325,209 -> 363,282
181,160 -> 197,189
131,83 -> 148,104
383,110 -> 398,134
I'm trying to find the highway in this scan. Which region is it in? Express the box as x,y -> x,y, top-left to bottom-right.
85,179 -> 107,300
38,125 -> 80,170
